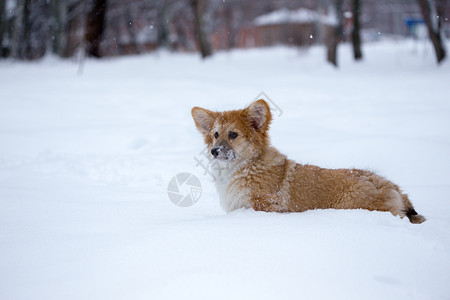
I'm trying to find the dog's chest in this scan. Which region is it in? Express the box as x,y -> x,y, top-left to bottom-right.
212,164 -> 252,212
211,154 -> 294,212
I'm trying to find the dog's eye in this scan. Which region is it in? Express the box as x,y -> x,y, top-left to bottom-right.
229,131 -> 238,139
214,132 -> 219,139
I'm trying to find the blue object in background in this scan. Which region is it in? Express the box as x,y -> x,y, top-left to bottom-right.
405,18 -> 426,29
404,18 -> 426,38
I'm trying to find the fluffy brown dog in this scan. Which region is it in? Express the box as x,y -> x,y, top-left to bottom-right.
191,99 -> 426,224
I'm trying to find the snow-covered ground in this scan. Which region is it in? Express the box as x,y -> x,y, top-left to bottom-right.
1,40 -> 450,300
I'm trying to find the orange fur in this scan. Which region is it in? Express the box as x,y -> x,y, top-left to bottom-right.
191,100 -> 426,224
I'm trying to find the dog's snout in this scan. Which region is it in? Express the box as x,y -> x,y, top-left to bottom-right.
211,147 -> 220,158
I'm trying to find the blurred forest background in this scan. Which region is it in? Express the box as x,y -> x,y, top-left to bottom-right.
0,0 -> 448,65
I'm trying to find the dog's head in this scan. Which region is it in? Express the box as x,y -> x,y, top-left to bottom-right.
191,99 -> 272,162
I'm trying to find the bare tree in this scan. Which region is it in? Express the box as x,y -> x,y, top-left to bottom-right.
20,0 -> 32,59
417,0 -> 446,63
326,0 -> 343,67
85,0 -> 107,57
216,0 -> 246,50
62,0 -> 87,58
0,0 -> 6,57
8,0 -> 51,60
10,0 -> 23,59
191,0 -> 212,58
351,0 -> 362,60
6,0 -> 443,61
156,0 -> 170,48
51,0 -> 68,57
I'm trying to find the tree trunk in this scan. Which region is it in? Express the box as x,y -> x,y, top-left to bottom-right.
21,0 -> 32,59
85,0 -> 107,58
0,0 -> 6,57
191,0 -> 212,59
326,0 -> 343,67
223,4 -> 234,49
417,0 -> 446,64
11,0 -> 24,59
51,0 -> 67,57
157,0 -> 170,48
351,0 -> 362,60
125,8 -> 141,54
10,0 -> 33,60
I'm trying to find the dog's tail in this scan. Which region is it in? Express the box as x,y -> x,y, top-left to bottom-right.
402,194 -> 426,224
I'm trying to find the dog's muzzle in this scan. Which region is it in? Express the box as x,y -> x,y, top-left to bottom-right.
211,145 -> 235,160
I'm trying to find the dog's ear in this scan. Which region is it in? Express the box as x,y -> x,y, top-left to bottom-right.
245,99 -> 272,132
191,107 -> 216,135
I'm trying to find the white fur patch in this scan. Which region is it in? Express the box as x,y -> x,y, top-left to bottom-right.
211,159 -> 251,212
388,190 -> 405,216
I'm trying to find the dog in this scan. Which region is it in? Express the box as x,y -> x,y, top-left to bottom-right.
191,99 -> 426,224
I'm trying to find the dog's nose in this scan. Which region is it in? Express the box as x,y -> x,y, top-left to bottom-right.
211,147 -> 220,158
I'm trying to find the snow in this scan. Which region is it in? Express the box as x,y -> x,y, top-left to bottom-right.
254,8 -> 336,26
1,40 -> 450,299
